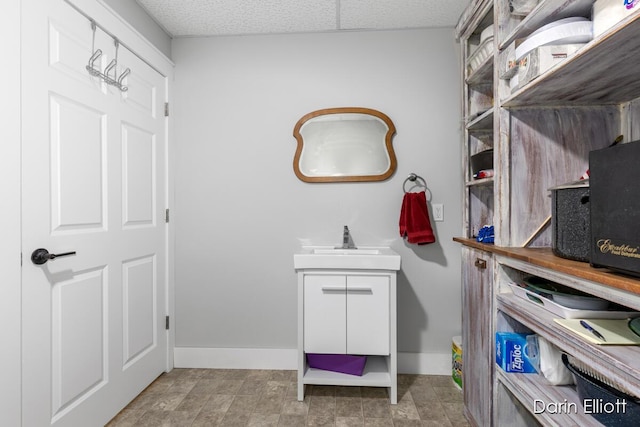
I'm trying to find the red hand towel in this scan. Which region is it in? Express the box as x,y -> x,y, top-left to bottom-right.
399,191 -> 435,245
399,194 -> 409,238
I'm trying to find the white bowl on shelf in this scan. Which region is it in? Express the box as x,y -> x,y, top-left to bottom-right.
480,25 -> 494,42
467,36 -> 494,75
515,17 -> 592,60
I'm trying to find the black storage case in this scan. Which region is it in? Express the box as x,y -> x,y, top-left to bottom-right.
589,141 -> 640,276
550,180 -> 590,262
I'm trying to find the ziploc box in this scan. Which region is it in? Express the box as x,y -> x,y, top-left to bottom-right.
495,332 -> 537,373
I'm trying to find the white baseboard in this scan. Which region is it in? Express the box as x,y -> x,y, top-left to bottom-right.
173,347 -> 451,376
174,347 -> 297,370
397,351 -> 451,375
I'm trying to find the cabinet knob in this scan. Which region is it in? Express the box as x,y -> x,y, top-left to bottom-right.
474,258 -> 487,269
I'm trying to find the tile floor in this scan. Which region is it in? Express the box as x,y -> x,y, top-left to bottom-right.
107,368 -> 470,426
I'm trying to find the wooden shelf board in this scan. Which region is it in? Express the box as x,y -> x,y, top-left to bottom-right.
502,13 -> 640,107
452,240 -> 640,296
302,355 -> 391,387
466,108 -> 494,131
456,0 -> 493,40
465,177 -> 494,187
466,55 -> 494,86
497,292 -> 640,399
496,369 -> 602,427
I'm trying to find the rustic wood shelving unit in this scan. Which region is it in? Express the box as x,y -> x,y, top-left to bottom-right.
455,1 -> 640,425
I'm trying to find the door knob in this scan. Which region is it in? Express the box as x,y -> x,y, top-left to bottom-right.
31,248 -> 77,265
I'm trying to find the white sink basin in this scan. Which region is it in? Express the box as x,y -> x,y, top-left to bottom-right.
294,246 -> 401,270
312,248 -> 381,255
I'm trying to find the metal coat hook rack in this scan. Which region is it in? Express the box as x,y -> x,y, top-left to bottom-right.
86,21 -> 130,92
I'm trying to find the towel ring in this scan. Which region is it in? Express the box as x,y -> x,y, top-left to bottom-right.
403,173 -> 427,193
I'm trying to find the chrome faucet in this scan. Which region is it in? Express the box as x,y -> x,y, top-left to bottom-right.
339,225 -> 357,249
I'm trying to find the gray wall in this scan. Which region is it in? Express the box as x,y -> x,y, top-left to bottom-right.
102,0 -> 172,58
172,28 -> 463,370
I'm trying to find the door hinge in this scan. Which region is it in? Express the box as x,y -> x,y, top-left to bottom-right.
165,315 -> 170,330
164,102 -> 169,117
165,208 -> 170,223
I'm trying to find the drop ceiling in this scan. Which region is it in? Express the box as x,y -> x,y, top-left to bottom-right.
136,0 -> 470,37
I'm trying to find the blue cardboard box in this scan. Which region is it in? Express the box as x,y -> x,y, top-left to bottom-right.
495,332 -> 537,373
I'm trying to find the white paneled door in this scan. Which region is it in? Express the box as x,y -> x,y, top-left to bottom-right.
21,1 -> 169,425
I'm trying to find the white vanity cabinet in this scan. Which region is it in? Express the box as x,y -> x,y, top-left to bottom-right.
296,269 -> 397,403
304,274 -> 389,355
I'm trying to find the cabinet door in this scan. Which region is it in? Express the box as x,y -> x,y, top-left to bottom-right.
462,247 -> 493,426
346,275 -> 389,355
303,274 -> 346,354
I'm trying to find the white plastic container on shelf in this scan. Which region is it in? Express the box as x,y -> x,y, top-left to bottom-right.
517,43 -> 586,86
593,0 -> 640,37
499,41 -> 519,80
509,74 -> 520,92
479,25 -> 493,42
515,17 -> 593,60
467,36 -> 494,76
507,283 -> 640,319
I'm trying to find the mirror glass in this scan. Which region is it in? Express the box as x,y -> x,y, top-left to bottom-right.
293,107 -> 397,182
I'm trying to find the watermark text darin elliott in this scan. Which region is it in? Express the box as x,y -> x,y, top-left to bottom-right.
534,399 -> 627,415
584,399 -> 627,414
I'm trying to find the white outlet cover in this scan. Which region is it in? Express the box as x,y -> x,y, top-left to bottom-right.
433,203 -> 444,221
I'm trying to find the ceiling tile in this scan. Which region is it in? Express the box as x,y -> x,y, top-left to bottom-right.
136,0 -> 470,37
340,0 -> 470,30
137,0 -> 337,36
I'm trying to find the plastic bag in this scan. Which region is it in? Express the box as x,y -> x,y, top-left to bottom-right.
528,335 -> 574,385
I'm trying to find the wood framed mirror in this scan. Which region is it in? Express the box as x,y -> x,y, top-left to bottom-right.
293,107 -> 397,182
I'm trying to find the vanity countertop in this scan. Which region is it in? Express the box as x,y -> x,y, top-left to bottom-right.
294,246 -> 401,271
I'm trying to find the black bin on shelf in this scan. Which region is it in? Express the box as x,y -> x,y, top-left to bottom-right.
549,179 -> 590,262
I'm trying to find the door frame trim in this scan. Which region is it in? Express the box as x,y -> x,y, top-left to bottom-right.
0,0 -> 22,425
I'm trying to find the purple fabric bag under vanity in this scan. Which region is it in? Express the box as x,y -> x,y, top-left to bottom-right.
306,354 -> 367,376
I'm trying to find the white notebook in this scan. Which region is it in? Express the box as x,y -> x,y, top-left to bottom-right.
554,318 -> 640,345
